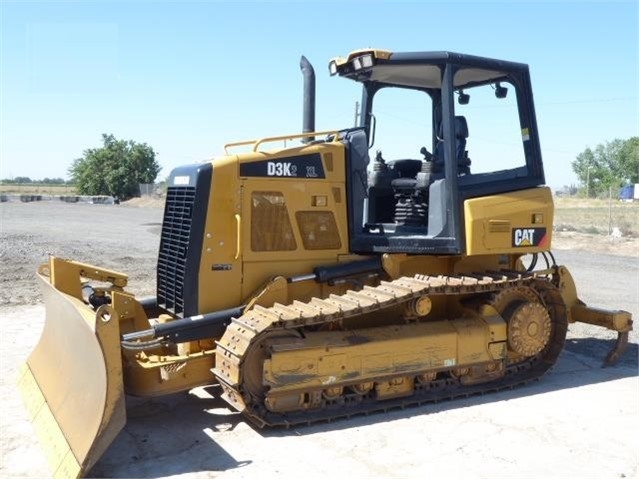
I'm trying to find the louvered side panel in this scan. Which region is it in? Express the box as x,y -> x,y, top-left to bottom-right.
157,187 -> 196,316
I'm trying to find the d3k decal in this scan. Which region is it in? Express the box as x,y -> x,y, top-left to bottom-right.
239,153 -> 325,179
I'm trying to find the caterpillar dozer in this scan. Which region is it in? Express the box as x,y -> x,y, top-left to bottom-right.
19,49 -> 633,478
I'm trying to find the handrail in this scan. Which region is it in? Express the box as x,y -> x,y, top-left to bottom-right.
223,140 -> 258,155
223,130 -> 341,155
234,214 -> 242,260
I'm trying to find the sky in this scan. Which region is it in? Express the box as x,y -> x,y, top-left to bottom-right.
1,0 -> 637,189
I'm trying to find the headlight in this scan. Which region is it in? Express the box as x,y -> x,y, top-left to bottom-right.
352,54 -> 373,70
360,54 -> 373,68
329,60 -> 338,76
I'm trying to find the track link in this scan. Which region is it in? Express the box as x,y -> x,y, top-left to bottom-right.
213,273 -> 567,427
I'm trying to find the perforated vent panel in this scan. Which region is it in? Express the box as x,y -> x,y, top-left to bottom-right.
157,186 -> 196,316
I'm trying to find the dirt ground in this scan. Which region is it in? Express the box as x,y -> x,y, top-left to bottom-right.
0,201 -> 637,478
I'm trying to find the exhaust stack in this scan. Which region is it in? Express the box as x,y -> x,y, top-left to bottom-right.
300,55 -> 316,143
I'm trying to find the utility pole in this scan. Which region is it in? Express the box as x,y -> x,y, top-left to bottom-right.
354,101 -> 360,126
608,185 -> 613,235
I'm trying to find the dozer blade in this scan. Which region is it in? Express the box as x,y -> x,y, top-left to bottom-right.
18,271 -> 126,478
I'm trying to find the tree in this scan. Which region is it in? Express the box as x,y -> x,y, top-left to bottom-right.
572,137 -> 639,198
618,137 -> 639,184
69,134 -> 161,200
41,177 -> 66,185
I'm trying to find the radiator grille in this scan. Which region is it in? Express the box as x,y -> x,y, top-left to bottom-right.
157,186 -> 196,316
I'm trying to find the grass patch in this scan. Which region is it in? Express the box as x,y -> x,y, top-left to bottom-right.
0,184 -> 76,195
554,198 -> 639,237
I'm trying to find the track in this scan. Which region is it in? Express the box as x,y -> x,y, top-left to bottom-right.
214,272 -> 568,427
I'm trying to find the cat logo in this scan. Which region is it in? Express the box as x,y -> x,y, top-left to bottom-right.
514,228 -> 535,246
512,227 -> 547,247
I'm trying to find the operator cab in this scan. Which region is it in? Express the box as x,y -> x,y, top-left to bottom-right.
329,49 -> 545,254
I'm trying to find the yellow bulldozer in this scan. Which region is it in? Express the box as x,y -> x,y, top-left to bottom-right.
19,49 -> 633,478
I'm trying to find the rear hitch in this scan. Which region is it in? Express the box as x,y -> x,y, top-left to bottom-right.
603,331 -> 629,368
569,304 -> 633,367
555,265 -> 633,367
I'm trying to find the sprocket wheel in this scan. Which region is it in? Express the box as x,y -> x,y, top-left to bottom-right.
506,301 -> 552,356
489,286 -> 541,313
488,285 -> 552,359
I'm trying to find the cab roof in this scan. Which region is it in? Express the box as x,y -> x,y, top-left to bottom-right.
329,49 -> 529,89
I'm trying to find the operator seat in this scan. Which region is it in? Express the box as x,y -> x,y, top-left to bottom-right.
433,116 -> 471,175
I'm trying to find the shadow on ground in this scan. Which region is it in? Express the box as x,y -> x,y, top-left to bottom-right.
90,391 -> 249,478
91,336 -> 637,478
563,336 -> 638,369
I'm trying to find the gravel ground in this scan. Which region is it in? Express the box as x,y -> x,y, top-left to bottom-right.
0,202 -> 162,306
0,201 -> 637,479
